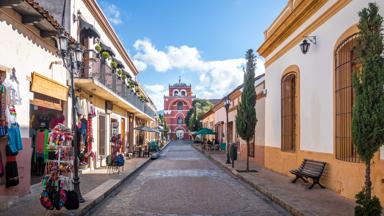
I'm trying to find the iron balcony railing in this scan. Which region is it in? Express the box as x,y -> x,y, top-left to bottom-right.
78,58 -> 156,119
144,103 -> 156,119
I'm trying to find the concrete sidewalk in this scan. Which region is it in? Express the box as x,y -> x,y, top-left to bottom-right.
192,144 -> 355,216
0,141 -> 171,216
0,157 -> 150,216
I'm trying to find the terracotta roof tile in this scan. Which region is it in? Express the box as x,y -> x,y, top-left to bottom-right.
24,0 -> 76,43
25,0 -> 60,29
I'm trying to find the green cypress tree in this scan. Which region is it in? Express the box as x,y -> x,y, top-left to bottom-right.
352,3 -> 384,215
236,49 -> 257,171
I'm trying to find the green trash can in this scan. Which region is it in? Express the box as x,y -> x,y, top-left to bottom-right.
230,144 -> 237,161
220,143 -> 226,151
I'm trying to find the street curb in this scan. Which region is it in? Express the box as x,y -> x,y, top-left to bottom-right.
78,140 -> 172,216
192,144 -> 304,216
78,157 -> 152,216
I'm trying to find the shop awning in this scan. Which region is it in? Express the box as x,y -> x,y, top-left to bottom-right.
31,72 -> 68,101
134,126 -> 158,133
80,18 -> 100,38
100,42 -> 115,57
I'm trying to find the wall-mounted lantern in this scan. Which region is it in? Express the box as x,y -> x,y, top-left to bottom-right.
300,36 -> 317,54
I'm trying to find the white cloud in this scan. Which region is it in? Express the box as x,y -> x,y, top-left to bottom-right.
99,1 -> 122,25
133,38 -> 265,103
144,84 -> 168,110
132,59 -> 148,71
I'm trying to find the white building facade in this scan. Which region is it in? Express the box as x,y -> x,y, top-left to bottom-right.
259,0 -> 384,202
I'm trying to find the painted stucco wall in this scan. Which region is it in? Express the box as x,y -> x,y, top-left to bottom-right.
214,107 -> 226,125
263,0 -> 384,202
265,0 -> 384,153
0,8 -> 68,196
231,83 -> 265,165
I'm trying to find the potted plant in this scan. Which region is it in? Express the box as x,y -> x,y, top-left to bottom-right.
95,44 -> 102,52
117,68 -> 123,78
101,51 -> 110,59
121,74 -> 127,81
127,79 -> 134,89
110,60 -> 118,69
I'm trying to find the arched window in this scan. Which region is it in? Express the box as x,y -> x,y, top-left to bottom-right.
335,33 -> 360,162
177,101 -> 183,110
173,90 -> 179,96
281,73 -> 297,152
181,90 -> 186,96
177,116 -> 183,125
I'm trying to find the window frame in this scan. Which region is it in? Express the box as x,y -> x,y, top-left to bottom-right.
334,33 -> 361,163
281,72 -> 298,152
177,116 -> 183,125
177,101 -> 183,110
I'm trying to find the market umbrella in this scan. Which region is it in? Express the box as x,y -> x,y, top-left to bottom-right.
134,126 -> 158,133
196,128 -> 215,135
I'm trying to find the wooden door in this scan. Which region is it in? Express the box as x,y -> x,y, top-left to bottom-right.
121,118 -> 126,153
98,115 -> 106,156
227,122 -> 233,144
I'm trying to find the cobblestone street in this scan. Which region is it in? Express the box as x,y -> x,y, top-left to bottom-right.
91,140 -> 289,216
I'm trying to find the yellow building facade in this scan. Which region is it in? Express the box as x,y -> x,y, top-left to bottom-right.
259,0 -> 384,203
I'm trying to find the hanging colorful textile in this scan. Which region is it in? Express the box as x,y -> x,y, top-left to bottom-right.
85,115 -> 93,159
44,129 -> 49,162
7,123 -> 23,154
5,155 -> 19,187
36,130 -> 45,158
0,150 -> 4,177
40,123 -> 78,210
0,85 -> 8,137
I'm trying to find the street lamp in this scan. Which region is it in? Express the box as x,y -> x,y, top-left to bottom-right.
224,96 -> 231,164
58,27 -> 85,203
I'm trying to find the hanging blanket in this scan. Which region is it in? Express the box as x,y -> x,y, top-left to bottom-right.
5,155 -> 19,187
36,131 -> 45,158
7,123 -> 23,154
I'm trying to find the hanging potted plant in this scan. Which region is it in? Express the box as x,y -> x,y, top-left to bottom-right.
95,44 -> 102,52
110,60 -> 118,70
121,73 -> 127,81
127,79 -> 134,89
125,78 -> 130,86
117,68 -> 123,79
101,51 -> 110,60
94,43 -> 102,58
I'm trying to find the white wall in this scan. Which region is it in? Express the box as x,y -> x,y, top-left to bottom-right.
255,85 -> 265,147
0,12 -> 68,138
264,0 -> 384,154
70,0 -> 135,78
214,107 -> 226,125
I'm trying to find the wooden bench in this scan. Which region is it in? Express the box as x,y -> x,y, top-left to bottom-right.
290,159 -> 326,189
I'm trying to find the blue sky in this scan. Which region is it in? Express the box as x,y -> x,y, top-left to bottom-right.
97,0 -> 286,110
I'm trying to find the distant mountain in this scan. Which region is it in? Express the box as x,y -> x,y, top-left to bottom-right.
196,98 -> 221,106
206,99 -> 221,105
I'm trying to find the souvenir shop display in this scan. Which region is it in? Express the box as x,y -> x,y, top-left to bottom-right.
75,96 -> 96,168
30,110 -> 65,182
107,133 -> 124,174
0,70 -> 24,188
39,123 -> 79,210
